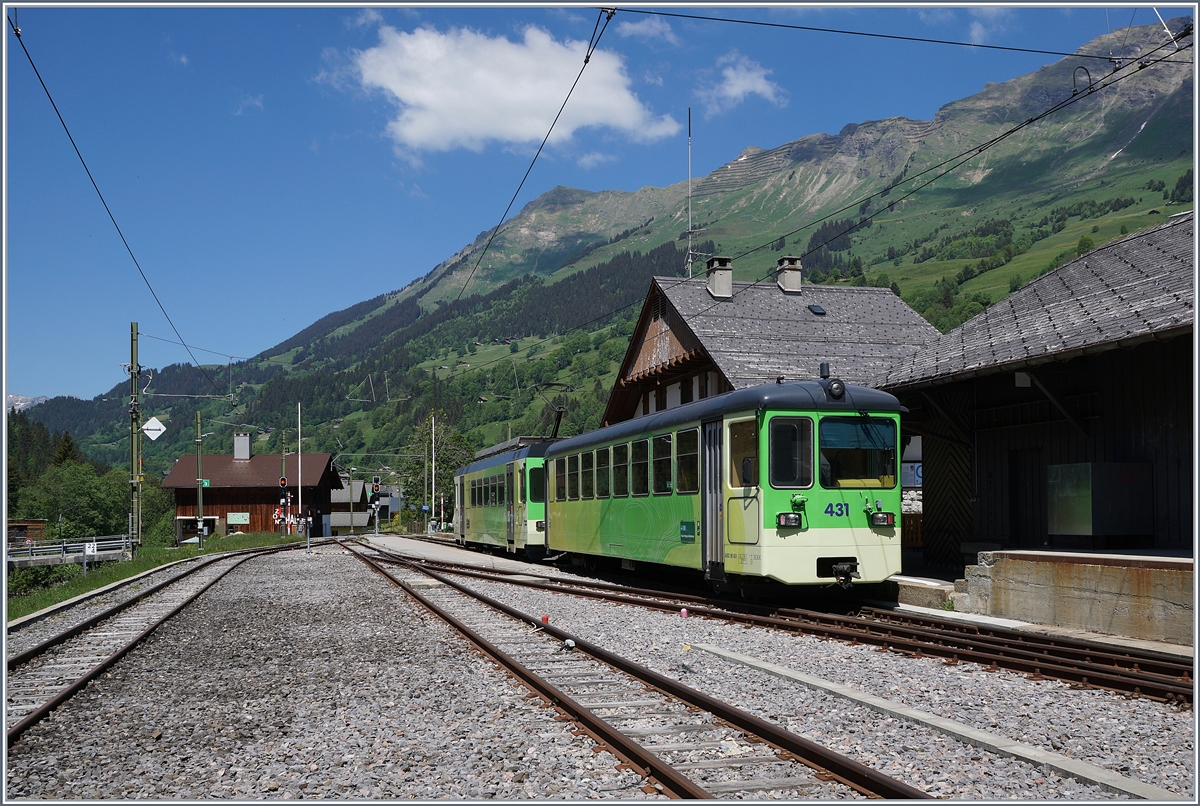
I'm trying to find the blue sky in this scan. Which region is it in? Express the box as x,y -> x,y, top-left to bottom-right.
5,3 -> 1187,400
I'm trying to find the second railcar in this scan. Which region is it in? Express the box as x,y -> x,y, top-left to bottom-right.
454,437 -> 557,558
544,376 -> 904,589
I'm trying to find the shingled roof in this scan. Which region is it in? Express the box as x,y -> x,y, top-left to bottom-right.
877,211 -> 1194,391
161,453 -> 342,490
655,276 -> 941,387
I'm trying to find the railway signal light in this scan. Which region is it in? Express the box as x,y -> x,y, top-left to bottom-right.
280,477 -> 287,488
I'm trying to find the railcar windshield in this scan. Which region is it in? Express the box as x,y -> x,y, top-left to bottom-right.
818,416 -> 897,489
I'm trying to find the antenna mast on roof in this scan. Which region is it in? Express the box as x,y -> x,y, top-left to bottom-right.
685,108 -> 709,279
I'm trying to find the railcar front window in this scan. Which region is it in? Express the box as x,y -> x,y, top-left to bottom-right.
818,417 -> 897,489
612,444 -> 629,497
770,418 -> 813,488
631,439 -> 649,496
528,467 -> 545,504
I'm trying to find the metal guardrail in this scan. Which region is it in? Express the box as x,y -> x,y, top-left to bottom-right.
5,535 -> 134,561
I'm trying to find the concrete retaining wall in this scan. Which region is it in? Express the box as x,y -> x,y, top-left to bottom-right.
963,551 -> 1193,646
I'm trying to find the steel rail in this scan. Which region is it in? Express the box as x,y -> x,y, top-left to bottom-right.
6,550 -> 271,748
358,548 -> 931,800
385,553 -> 1192,705
7,542 -> 309,669
854,605 -> 1193,677
344,544 -> 713,799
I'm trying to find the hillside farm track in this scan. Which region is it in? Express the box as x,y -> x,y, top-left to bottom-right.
6,546 -> 300,744
350,542 -> 929,799
376,550 -> 1195,707
365,540 -> 1193,799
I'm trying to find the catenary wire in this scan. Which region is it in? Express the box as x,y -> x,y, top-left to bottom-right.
607,5 -> 1193,66
450,8 -> 616,306
426,28 -> 1192,398
6,16 -> 229,405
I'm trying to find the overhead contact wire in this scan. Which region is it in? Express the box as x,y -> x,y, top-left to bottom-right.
451,8 -> 616,306
7,16 -> 229,404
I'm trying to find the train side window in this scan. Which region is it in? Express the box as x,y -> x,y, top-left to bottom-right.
490,476 -> 498,506
631,439 -> 649,496
528,466 -> 545,504
554,458 -> 567,501
769,417 -> 813,488
652,434 -> 673,494
612,444 -> 629,497
728,419 -> 759,487
581,452 -> 594,499
676,428 -> 699,494
568,454 -> 580,500
595,447 -> 610,498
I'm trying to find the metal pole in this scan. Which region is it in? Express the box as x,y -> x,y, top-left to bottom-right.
300,402 -> 309,552
431,415 -> 437,532
130,323 -> 142,550
195,411 -> 204,550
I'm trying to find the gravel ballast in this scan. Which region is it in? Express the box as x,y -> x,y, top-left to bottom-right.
5,549 -> 655,800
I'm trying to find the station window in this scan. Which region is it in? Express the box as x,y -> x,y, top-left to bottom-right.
528,466 -> 545,504
676,428 -> 699,494
612,444 -> 629,497
819,417 -> 897,489
568,454 -> 580,500
631,439 -> 649,496
652,434 -> 673,494
770,418 -> 814,489
595,448 -> 610,498
581,452 -> 594,499
728,419 -> 759,487
554,458 -> 567,501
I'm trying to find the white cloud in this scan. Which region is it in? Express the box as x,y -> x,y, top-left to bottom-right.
578,151 -> 617,169
615,17 -> 680,46
352,8 -> 383,29
967,7 -> 1014,45
233,95 -> 263,116
696,51 -> 785,118
352,24 -> 679,155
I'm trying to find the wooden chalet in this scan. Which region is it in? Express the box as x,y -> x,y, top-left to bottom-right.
603,255 -> 941,425
161,433 -> 342,540
877,212 -> 1194,570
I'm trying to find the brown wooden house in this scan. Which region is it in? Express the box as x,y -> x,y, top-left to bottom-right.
877,212 -> 1194,570
161,433 -> 342,541
603,255 -> 940,425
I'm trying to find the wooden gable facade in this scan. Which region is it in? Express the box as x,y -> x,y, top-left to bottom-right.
604,256 -> 940,425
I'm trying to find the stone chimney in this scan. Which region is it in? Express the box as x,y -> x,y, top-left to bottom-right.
776,255 -> 803,293
234,432 -> 252,461
706,256 -> 732,299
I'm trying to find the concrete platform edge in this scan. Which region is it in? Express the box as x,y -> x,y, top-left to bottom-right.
689,642 -> 1185,801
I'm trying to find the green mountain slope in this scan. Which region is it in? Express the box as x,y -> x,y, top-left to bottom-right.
25,18 -> 1194,478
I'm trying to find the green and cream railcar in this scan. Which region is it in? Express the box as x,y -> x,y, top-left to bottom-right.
454,438 -> 556,558
545,378 -> 903,587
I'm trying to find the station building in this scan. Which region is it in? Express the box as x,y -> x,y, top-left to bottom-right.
877,211 -> 1193,570
161,432 -> 342,541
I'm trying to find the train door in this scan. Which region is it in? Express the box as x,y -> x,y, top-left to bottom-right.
701,419 -> 726,582
505,462 -> 516,552
455,476 -> 465,543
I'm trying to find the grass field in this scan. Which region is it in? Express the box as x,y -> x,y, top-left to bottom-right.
5,532 -> 309,622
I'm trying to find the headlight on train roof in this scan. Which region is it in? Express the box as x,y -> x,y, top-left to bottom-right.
870,511 -> 895,528
776,512 -> 802,528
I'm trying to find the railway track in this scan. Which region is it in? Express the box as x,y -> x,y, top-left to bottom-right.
348,541 -> 930,800
5,545 -> 294,746
374,548 -> 1193,707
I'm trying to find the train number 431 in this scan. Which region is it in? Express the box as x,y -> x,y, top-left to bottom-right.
824,502 -> 850,518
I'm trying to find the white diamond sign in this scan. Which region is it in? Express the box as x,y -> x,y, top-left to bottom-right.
142,416 -> 166,441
